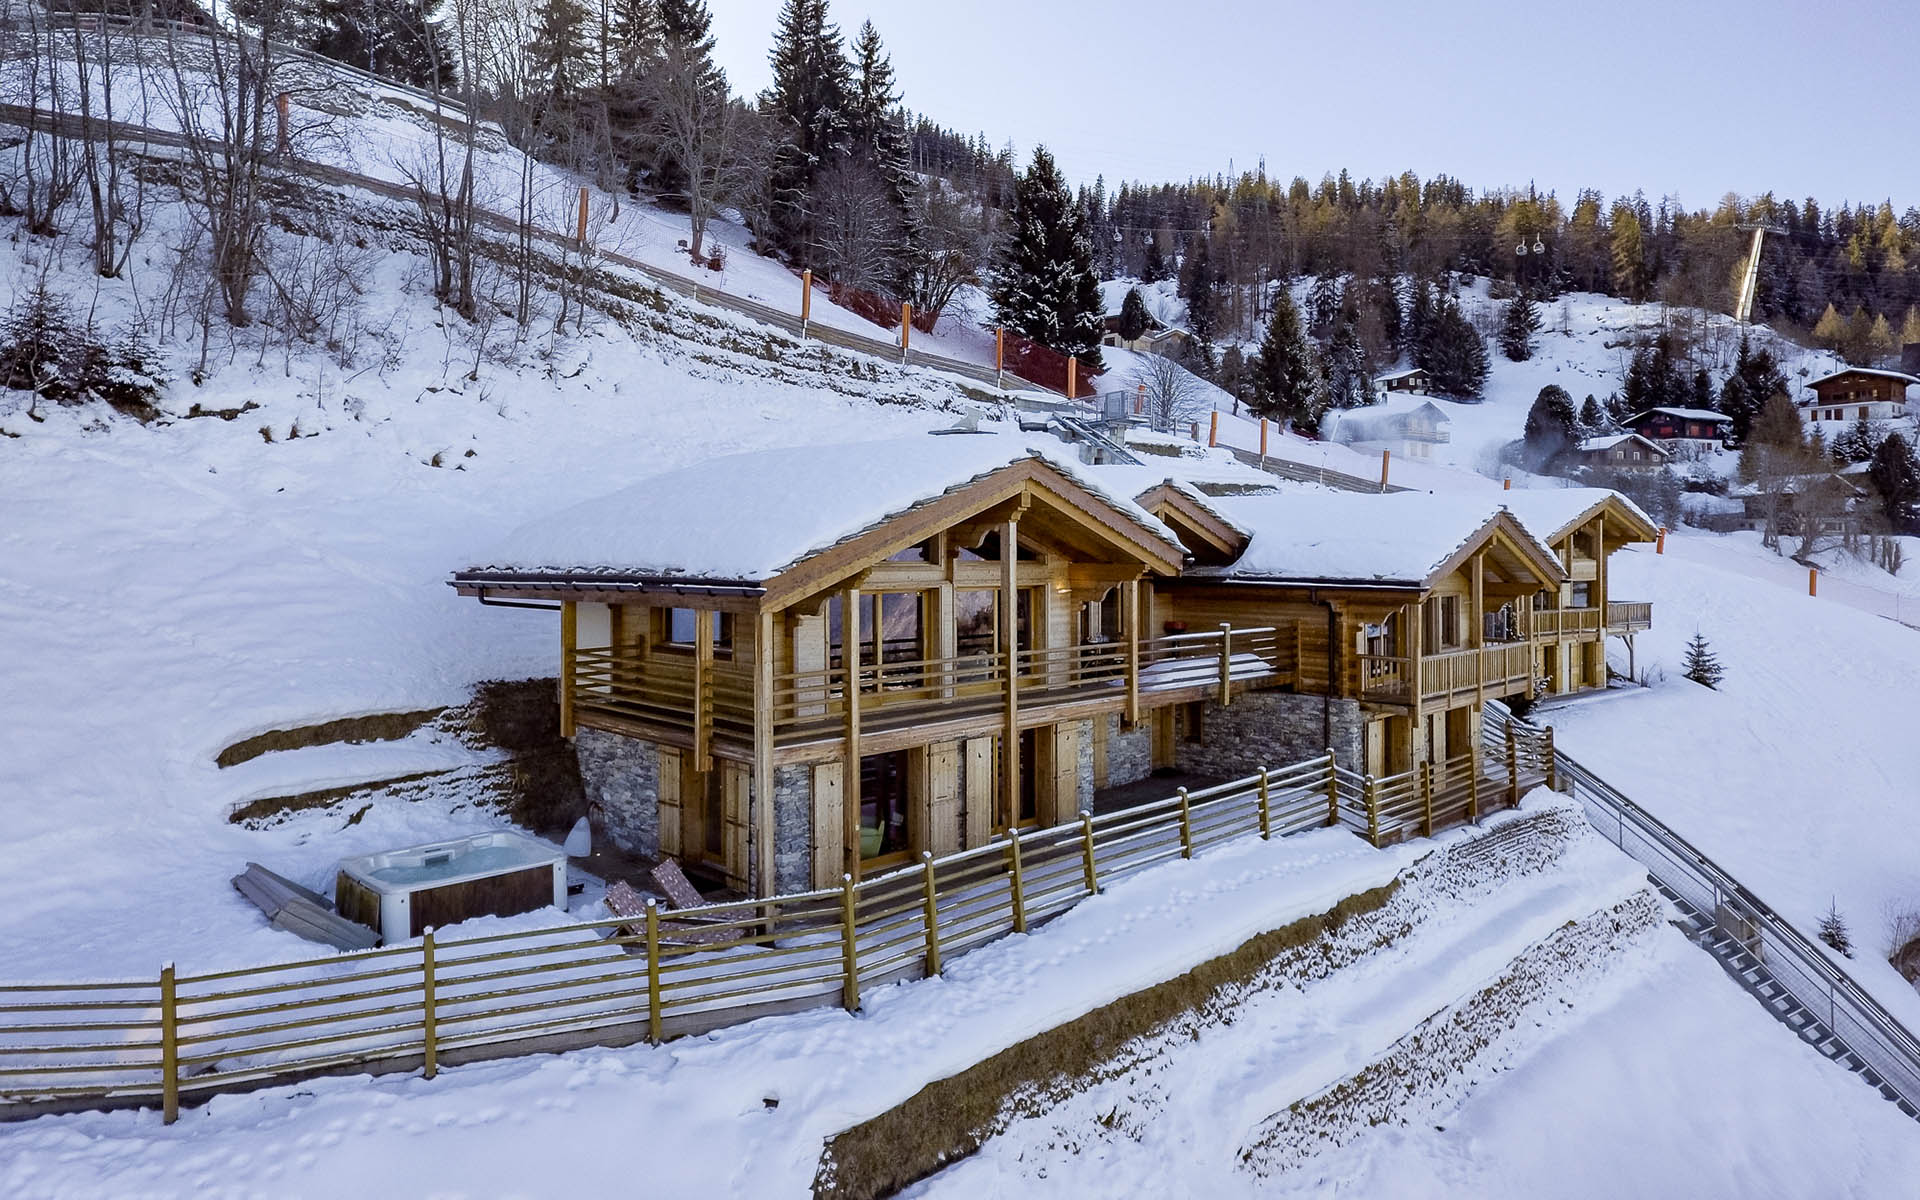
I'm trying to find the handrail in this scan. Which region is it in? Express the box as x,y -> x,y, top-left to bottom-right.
1484,702 -> 1920,1119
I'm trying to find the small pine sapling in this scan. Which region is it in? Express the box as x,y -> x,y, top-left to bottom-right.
1818,900 -> 1853,958
1682,632 -> 1724,689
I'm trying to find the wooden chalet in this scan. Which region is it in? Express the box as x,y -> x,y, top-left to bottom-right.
1801,368 -> 1916,425
1376,367 -> 1431,395
1136,489 -> 1568,782
452,437 -> 1287,897
1500,490 -> 1659,691
1562,432 -> 1669,472
1621,407 -> 1731,449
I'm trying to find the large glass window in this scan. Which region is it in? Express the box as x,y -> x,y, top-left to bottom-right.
859,750 -> 912,862
665,609 -> 732,655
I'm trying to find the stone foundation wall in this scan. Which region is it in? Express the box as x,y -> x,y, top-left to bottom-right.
1174,693 -> 1365,779
767,764 -> 814,895
574,727 -> 661,858
1104,714 -> 1153,789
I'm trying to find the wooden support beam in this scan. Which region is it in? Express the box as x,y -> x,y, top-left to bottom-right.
1123,576 -> 1141,728
842,585 -> 862,880
559,600 -> 577,739
694,606 -> 713,773
1001,517 -> 1021,829
753,608 -> 776,898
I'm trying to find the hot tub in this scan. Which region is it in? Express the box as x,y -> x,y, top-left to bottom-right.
335,831 -> 567,944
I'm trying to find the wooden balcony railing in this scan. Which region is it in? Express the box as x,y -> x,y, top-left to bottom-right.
1523,606 -> 1603,639
1605,601 -> 1652,632
570,627 -> 1290,751
1358,644 -> 1534,706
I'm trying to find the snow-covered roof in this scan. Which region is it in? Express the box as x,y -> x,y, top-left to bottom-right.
1807,368 -> 1920,389
1097,279 -> 1185,328
1376,367 -> 1430,383
1574,433 -> 1668,455
1192,491 -> 1561,586
1624,407 -> 1731,424
466,433 -> 1182,584
1497,487 -> 1659,544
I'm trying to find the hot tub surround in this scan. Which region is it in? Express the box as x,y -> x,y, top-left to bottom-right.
335,831 -> 567,944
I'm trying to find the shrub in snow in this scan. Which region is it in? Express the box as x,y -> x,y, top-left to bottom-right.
1681,633 -> 1724,689
1818,900 -> 1853,958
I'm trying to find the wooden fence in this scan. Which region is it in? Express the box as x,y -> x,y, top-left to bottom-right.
0,729 -> 1555,1124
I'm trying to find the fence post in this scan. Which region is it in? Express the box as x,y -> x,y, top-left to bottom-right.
1006,831 -> 1028,934
1379,448 -> 1392,492
1260,417 -> 1269,459
1208,410 -> 1219,447
1468,744 -> 1481,823
160,962 -> 178,1125
1420,761 -> 1434,838
422,928 -> 438,1080
1325,749 -> 1340,827
645,900 -> 663,1043
1177,786 -> 1194,858
1257,768 -> 1273,839
1544,726 -> 1560,791
800,268 -> 812,334
1080,809 -> 1099,894
575,185 -> 589,246
839,874 -> 861,1012
901,301 -> 912,359
1505,723 -> 1520,807
1364,775 -> 1381,846
920,851 -> 942,978
1217,622 -> 1233,706
1067,355 -> 1078,400
995,326 -> 1005,387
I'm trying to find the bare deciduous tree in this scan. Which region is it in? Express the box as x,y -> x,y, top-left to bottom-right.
809,157 -> 898,294
1130,352 -> 1210,433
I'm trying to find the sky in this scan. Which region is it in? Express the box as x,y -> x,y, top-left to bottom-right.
710,0 -> 1919,213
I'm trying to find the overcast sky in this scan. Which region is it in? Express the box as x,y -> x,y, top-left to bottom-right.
710,0 -> 1917,212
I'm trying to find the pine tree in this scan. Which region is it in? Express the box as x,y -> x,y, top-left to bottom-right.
1141,234 -> 1167,283
1180,238 -> 1218,349
309,0 -> 456,89
1867,312 -> 1898,364
1869,433 -> 1920,527
1813,303 -> 1846,351
1579,394 -> 1611,434
1832,416 -> 1881,463
763,0 -> 854,258
1116,287 -> 1150,343
1902,306 -> 1920,351
1523,384 -> 1579,462
1423,297 -> 1488,399
1682,632 -> 1724,689
607,0 -> 663,80
1249,290 -> 1318,427
1366,274 -> 1403,356
1818,900 -> 1854,958
1405,279 -> 1434,366
1322,317 -> 1371,410
527,0 -> 596,103
990,146 -> 1104,368
1499,295 -> 1540,361
1610,207 -> 1646,302
1691,368 -> 1714,412
1307,270 -> 1342,339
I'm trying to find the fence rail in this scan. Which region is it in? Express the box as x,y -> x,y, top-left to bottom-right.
0,736 -> 1546,1123
1484,702 -> 1920,1121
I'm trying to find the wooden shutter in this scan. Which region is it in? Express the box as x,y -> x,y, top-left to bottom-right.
812,761 -> 843,886
657,748 -> 683,857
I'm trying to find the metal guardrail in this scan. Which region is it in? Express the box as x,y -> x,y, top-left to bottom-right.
1483,703 -> 1920,1119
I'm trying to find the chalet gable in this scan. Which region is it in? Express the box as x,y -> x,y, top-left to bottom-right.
1132,480 -> 1249,565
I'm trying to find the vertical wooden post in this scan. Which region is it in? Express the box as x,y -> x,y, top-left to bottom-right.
421,928 -> 438,1080
559,601 -> 577,739
800,269 -> 813,329
1067,355 -> 1078,400
901,302 -> 912,356
160,963 -> 178,1125
1259,417 -> 1269,458
1177,786 -> 1194,858
575,185 -> 589,245
1001,517 -> 1021,829
1419,761 -> 1434,837
1217,622 -> 1233,706
995,326 -> 1005,384
1809,568 -> 1818,597
842,586 -> 863,880
274,92 -> 290,158
1379,448 -> 1392,492
1123,577 -> 1141,728
645,901 -> 663,1042
1080,810 -> 1099,893
1257,768 -> 1272,839
1544,726 -> 1560,792
753,608 -> 776,898
1325,748 -> 1340,827
1505,723 -> 1520,806
1656,527 -> 1667,554
1006,829 -> 1028,933
1503,476 -> 1511,491
1364,776 -> 1381,846
839,873 -> 860,1012
1468,744 -> 1481,823
1208,410 -> 1219,447
694,608 -> 713,774
920,852 -> 942,977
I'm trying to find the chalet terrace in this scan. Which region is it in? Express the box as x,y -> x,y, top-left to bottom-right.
452,435 -> 1656,900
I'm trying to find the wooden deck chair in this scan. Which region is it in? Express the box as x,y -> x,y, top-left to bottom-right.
603,873 -> 732,948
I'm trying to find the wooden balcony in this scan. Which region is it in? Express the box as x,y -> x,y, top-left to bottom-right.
1358,644 -> 1534,707
568,627 -> 1292,757
1522,606 -> 1603,639
1605,601 -> 1652,632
